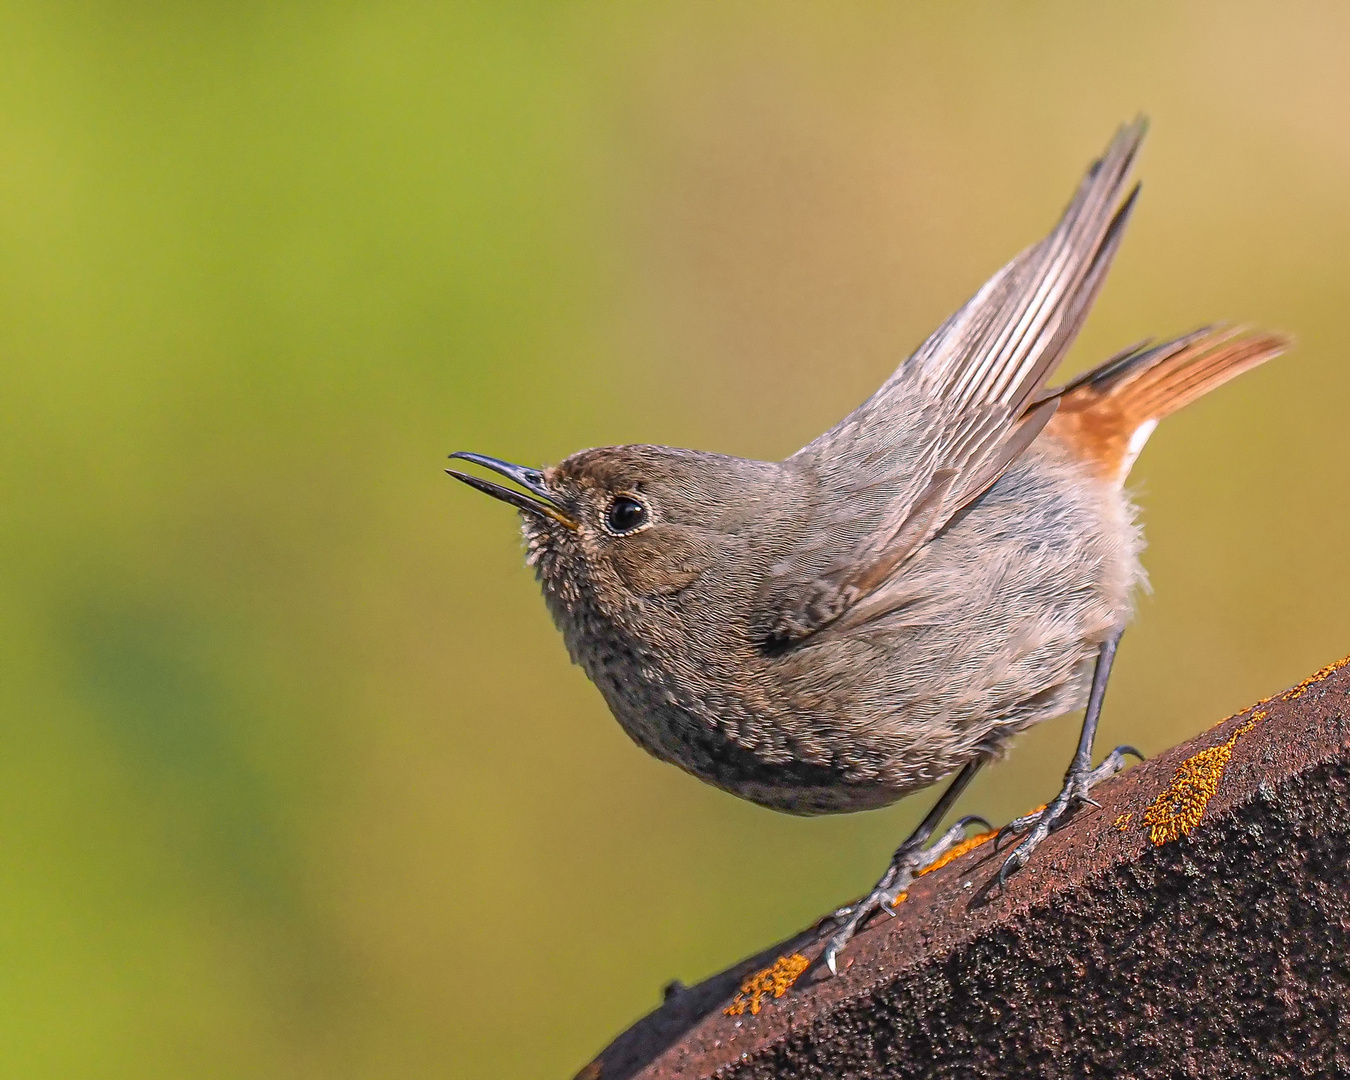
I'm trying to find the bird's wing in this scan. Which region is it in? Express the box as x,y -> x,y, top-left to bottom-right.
753,120 -> 1147,648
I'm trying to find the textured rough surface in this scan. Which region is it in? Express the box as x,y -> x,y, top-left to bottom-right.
575,655 -> 1350,1080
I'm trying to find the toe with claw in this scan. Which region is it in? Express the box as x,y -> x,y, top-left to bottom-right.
996,744 -> 1143,886
822,814 -> 990,975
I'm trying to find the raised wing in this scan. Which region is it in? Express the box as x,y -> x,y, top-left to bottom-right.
753,120 -> 1147,648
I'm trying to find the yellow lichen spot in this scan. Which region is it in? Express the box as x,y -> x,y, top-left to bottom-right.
1285,654 -> 1350,699
1140,720 -> 1256,846
1113,811 -> 1133,831
923,830 -> 998,875
890,830 -> 997,907
723,953 -> 811,1016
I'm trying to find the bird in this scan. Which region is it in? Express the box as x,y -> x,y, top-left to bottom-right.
447,118 -> 1287,973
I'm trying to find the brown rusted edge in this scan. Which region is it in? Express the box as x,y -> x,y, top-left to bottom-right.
575,654 -> 1350,1080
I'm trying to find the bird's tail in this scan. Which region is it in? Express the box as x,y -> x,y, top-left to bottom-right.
1044,326 -> 1290,483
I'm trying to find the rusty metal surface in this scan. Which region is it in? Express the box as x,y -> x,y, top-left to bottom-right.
575,655 -> 1350,1080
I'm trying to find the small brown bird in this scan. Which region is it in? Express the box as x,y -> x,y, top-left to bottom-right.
449,119 -> 1286,972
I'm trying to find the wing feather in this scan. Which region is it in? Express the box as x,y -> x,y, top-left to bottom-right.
755,120 -> 1148,647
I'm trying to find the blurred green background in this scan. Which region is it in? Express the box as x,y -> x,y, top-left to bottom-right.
1,3 -> 1347,1077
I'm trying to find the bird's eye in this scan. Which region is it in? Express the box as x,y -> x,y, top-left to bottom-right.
604,495 -> 648,535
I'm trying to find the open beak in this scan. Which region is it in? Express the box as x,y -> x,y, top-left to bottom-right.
446,452 -> 578,529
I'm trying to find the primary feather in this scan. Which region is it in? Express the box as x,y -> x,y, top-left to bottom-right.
756,120 -> 1149,646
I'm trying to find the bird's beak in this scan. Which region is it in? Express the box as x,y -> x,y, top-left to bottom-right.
446,452 -> 578,529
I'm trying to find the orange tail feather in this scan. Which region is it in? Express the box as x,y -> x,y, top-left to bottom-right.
1045,327 -> 1289,483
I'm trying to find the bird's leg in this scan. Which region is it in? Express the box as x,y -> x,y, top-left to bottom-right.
996,629 -> 1142,884
822,760 -> 987,975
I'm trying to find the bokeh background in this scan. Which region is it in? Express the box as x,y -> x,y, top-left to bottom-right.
2,3 -> 1348,1077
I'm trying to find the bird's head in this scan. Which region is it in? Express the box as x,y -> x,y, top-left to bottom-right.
448,445 -> 798,644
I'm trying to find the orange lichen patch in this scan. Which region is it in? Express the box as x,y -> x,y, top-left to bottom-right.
1284,654 -> 1350,700
923,829 -> 997,875
724,953 -> 811,1016
890,830 -> 997,906
1209,697 -> 1271,731
1140,719 -> 1256,846
1113,811 -> 1133,831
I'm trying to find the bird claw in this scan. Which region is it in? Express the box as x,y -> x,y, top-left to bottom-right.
952,813 -> 994,835
820,815 -> 990,975
997,743 -> 1143,886
994,806 -> 1043,849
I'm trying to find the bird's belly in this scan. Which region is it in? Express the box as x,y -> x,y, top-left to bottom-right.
607,694 -> 917,814
590,661 -> 992,815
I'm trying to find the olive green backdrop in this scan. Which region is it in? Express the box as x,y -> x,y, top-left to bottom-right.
1,3 -> 1346,1077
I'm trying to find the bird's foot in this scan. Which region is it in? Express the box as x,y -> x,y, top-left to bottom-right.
995,745 -> 1143,885
821,815 -> 991,975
